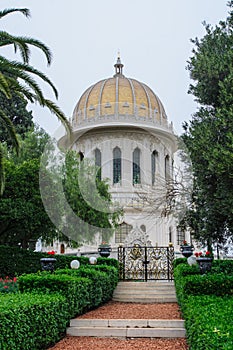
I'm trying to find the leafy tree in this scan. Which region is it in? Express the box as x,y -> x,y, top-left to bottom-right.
0,158 -> 56,248
181,1 -> 233,247
0,90 -> 33,144
0,130 -> 121,248
48,150 -> 121,245
0,8 -> 71,194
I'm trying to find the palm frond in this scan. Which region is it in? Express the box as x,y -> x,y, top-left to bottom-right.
0,32 -> 52,65
43,99 -> 72,137
0,31 -> 30,63
6,76 -> 38,103
19,37 -> 52,65
0,143 -> 5,195
0,56 -> 58,98
0,8 -> 30,20
0,63 -> 45,103
0,109 -> 19,155
0,71 -> 11,98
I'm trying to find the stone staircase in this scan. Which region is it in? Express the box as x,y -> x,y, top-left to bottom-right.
66,281 -> 186,339
67,318 -> 186,338
113,281 -> 177,303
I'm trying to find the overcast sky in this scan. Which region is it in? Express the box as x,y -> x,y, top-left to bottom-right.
1,0 -> 229,135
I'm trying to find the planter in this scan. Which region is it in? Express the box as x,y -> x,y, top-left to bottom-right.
196,257 -> 213,274
98,246 -> 112,258
180,245 -> 194,258
40,258 -> 57,272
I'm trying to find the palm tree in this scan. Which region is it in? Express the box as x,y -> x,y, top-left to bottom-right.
0,8 -> 72,193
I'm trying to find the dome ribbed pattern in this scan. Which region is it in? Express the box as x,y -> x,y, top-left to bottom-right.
72,76 -> 167,124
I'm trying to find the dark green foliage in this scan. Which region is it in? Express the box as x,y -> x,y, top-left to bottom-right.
18,273 -> 91,317
0,7 -> 71,194
0,158 -> 56,248
0,245 -> 89,278
91,265 -> 119,290
0,245 -> 119,278
182,295 -> 233,350
212,259 -> 233,275
173,257 -> 187,268
0,91 -> 33,145
54,265 -> 118,306
55,268 -> 103,307
97,256 -> 119,269
183,273 -> 233,297
60,151 -> 122,245
0,292 -> 69,350
1,257 -> 120,349
181,2 -> 233,244
18,265 -> 118,315
174,262 -> 233,349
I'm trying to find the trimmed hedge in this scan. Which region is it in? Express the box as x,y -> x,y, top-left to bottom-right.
0,245 -> 119,277
91,265 -> 119,290
182,295 -> 233,350
0,245 -> 89,277
0,292 -> 69,350
55,265 -> 118,305
18,272 -> 91,317
174,264 -> 233,306
211,259 -> 233,275
173,257 -> 187,268
174,262 -> 233,350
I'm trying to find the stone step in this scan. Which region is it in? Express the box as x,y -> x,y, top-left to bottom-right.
112,281 -> 177,302
67,319 -> 186,338
112,297 -> 177,303
70,319 -> 185,328
113,290 -> 176,295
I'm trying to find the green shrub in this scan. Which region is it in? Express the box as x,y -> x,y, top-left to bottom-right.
0,245 -> 89,277
0,245 -> 119,277
183,273 -> 233,297
174,264 -> 199,305
174,264 -> 233,304
183,295 -> 233,350
54,268 -> 103,307
18,272 -> 91,317
174,263 -> 233,349
97,257 -> 119,269
0,292 -> 69,350
173,257 -> 187,268
211,260 -> 233,275
55,265 -> 118,306
91,265 -> 118,290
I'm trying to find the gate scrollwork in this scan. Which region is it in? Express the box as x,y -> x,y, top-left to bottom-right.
118,245 -> 174,281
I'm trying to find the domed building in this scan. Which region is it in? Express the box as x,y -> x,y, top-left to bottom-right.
61,56 -> 181,256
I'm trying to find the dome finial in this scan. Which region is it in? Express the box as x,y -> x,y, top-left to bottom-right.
114,52 -> 124,77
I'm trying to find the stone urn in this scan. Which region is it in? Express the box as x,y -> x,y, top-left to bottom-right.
180,245 -> 194,258
196,257 -> 213,274
98,243 -> 112,258
40,258 -> 57,272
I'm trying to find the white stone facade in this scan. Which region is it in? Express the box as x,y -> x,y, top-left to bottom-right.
57,57 -> 183,255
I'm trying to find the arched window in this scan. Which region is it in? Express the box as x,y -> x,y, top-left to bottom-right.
151,150 -> 158,185
60,244 -> 65,254
165,155 -> 170,180
95,148 -> 101,180
78,151 -> 84,161
115,222 -> 133,243
133,148 -> 141,184
113,147 -> 121,184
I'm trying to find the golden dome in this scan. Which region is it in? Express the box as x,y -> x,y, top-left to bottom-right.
72,57 -> 168,127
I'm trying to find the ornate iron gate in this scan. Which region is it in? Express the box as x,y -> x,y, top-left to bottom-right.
118,245 -> 174,281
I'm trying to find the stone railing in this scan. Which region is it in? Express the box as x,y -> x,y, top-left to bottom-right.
71,103 -> 173,133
